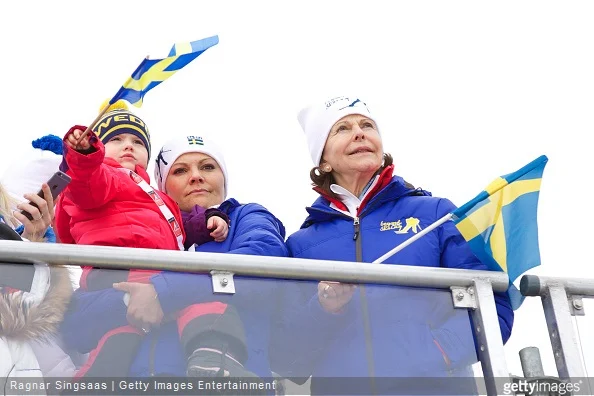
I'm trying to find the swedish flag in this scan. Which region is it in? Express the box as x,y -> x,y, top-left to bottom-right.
451,155 -> 548,309
110,35 -> 219,107
168,36 -> 219,57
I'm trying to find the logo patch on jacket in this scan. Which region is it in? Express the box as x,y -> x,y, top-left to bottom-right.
380,217 -> 422,234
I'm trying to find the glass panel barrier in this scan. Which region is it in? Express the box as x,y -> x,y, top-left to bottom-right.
0,262 -> 492,395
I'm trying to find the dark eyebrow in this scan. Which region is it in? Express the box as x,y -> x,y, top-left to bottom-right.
172,157 -> 214,168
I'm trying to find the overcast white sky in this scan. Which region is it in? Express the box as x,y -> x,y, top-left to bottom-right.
1,0 -> 592,379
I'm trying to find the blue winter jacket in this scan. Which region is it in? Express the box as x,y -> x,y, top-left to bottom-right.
14,223 -> 56,242
60,199 -> 288,378
272,174 -> 513,389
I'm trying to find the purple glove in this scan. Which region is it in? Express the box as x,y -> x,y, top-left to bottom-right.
181,205 -> 230,250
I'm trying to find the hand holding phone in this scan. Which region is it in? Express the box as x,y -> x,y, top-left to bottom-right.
19,171 -> 71,221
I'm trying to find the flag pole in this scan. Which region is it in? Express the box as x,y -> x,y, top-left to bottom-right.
373,213 -> 453,264
74,56 -> 150,149
74,105 -> 111,149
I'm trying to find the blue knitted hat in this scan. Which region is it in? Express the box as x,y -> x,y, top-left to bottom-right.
32,134 -> 63,155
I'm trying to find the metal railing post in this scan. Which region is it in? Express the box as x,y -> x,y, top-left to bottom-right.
541,283 -> 587,380
521,275 -> 588,381
471,278 -> 510,395
519,347 -> 545,378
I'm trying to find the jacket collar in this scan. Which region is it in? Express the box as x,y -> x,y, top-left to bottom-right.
303,166 -> 429,228
218,198 -> 241,213
312,165 -> 396,213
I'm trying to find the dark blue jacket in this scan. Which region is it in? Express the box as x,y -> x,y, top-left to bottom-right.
60,199 -> 288,379
272,173 -> 513,387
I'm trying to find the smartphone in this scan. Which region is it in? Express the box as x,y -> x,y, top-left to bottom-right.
20,171 -> 72,221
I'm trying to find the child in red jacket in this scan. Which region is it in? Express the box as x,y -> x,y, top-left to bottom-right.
56,103 -> 253,379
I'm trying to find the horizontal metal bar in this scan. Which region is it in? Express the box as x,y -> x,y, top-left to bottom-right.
521,275 -> 594,297
0,240 -> 510,291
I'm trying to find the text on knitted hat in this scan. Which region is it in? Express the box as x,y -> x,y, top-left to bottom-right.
325,96 -> 370,112
93,112 -> 147,138
91,110 -> 151,158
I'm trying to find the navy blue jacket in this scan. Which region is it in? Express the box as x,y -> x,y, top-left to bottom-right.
60,199 -> 288,379
272,171 -> 513,386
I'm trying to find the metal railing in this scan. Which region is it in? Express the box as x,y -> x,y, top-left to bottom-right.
0,240 -> 519,395
520,274 -> 594,395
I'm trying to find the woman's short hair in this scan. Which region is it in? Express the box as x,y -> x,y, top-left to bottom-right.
310,153 -> 393,199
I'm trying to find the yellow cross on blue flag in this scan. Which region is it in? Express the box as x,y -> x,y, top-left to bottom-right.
451,155 -> 548,310
109,35 -> 219,107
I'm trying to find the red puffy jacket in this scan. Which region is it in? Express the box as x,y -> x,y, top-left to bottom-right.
55,126 -> 185,288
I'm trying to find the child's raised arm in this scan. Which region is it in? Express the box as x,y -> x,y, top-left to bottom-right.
61,126 -> 119,209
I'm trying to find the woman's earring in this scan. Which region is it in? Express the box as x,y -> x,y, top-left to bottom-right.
322,164 -> 332,173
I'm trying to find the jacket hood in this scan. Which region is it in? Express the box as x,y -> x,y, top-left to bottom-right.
0,266 -> 73,341
218,198 -> 241,214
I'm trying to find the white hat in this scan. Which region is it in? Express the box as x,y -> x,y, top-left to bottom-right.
297,95 -> 379,165
154,134 -> 229,198
1,135 -> 63,204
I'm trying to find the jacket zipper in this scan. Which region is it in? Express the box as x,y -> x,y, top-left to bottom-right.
354,215 -> 376,394
149,332 -> 157,376
355,187 -> 441,388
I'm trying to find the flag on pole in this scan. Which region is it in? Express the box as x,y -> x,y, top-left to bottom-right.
109,35 -> 219,107
451,155 -> 548,309
168,35 -> 220,56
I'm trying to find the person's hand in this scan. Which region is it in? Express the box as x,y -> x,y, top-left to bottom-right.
208,216 -> 229,242
14,183 -> 55,241
318,281 -> 357,314
113,282 -> 163,334
66,128 -> 91,151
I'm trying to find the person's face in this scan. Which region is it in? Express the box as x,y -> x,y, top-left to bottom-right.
321,114 -> 383,179
165,152 -> 225,212
104,133 -> 149,171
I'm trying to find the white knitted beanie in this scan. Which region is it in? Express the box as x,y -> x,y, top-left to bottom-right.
297,95 -> 378,165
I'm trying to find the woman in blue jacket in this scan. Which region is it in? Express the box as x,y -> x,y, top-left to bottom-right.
60,134 -> 288,382
271,95 -> 514,395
